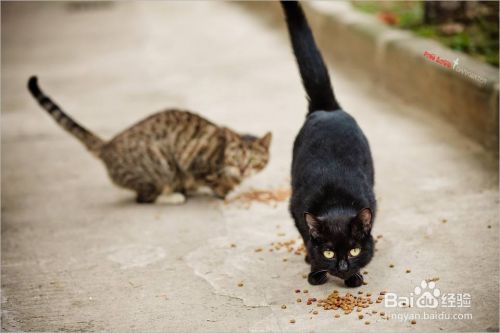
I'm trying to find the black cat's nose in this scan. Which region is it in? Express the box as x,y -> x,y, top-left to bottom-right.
338,259 -> 349,272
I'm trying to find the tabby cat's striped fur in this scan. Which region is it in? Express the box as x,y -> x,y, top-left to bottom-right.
28,76 -> 272,203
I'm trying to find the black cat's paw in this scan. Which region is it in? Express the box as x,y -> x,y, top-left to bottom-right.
344,272 -> 363,288
308,271 -> 328,285
305,254 -> 310,264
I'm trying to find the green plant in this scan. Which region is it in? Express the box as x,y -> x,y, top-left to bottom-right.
350,0 -> 499,67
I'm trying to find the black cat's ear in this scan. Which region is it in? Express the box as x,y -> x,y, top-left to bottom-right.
304,212 -> 321,238
351,208 -> 372,236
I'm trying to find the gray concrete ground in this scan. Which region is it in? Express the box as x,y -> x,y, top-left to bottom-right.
1,2 -> 498,332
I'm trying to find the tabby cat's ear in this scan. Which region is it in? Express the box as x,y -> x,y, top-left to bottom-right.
351,208 -> 372,236
304,212 -> 321,238
257,132 -> 272,149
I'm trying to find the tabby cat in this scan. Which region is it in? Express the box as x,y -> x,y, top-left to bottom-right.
28,76 -> 272,203
281,2 -> 376,287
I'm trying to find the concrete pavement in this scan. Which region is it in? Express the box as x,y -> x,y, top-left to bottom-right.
1,2 -> 498,332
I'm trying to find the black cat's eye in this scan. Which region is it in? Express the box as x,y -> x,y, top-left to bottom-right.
323,250 -> 335,259
349,248 -> 361,257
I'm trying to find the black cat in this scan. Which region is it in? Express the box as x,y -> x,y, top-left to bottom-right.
281,1 -> 376,288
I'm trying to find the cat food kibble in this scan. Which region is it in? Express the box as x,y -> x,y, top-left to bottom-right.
269,239 -> 305,255
281,305 -> 287,309
227,188 -> 291,207
289,319 -> 296,324
411,320 -> 417,325
237,283 -> 244,287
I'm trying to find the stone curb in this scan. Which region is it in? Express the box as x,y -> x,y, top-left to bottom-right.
235,1 -> 499,152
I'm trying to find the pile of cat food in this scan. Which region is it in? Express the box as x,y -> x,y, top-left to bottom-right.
285,288 -> 391,325
225,188 -> 291,207
317,290 -> 388,318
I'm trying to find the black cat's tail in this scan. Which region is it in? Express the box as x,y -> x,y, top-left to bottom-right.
280,1 -> 341,114
28,76 -> 104,156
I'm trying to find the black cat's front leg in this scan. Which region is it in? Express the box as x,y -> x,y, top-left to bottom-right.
308,270 -> 328,285
344,272 -> 363,288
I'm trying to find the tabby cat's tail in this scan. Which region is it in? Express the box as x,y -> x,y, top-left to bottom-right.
280,1 -> 341,114
28,76 -> 104,156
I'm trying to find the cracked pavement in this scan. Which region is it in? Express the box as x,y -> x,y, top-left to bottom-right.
2,2 -> 498,332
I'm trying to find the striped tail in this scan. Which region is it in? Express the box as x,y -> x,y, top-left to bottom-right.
27,76 -> 104,156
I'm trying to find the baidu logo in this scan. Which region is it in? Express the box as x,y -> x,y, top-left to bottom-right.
384,280 -> 471,309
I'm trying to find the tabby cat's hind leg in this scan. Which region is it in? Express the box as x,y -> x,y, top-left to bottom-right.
135,184 -> 162,204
